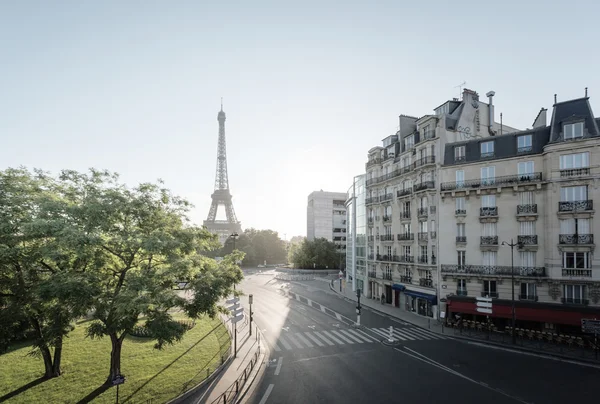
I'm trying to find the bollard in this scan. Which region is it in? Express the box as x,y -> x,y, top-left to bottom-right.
235,380 -> 239,393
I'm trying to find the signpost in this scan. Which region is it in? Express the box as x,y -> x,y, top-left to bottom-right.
249,294 -> 253,337
227,297 -> 244,358
582,318 -> 600,359
338,271 -> 343,292
355,288 -> 362,327
112,375 -> 125,404
476,296 -> 493,314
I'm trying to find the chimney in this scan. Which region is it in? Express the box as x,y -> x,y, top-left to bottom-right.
486,91 -> 496,136
585,87 -> 588,97
533,108 -> 547,128
554,94 -> 557,104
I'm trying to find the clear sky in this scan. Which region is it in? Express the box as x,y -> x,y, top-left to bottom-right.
1,0 -> 599,238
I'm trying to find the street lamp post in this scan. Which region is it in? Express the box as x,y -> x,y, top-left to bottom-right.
231,232 -> 239,252
501,238 -> 523,345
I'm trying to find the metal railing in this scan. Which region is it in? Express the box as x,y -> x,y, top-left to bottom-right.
441,172 -> 542,191
441,265 -> 547,277
558,200 -> 593,212
397,188 -> 412,198
559,234 -> 594,244
456,236 -> 467,243
414,181 -> 435,192
398,233 -> 414,241
211,343 -> 262,403
480,236 -> 498,245
560,167 -> 590,177
417,208 -> 428,217
518,235 -> 538,245
480,207 -> 498,217
517,204 -> 537,214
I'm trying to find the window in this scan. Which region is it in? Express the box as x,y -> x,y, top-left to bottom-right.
402,179 -> 411,190
560,152 -> 589,169
518,161 -> 534,179
520,283 -> 536,299
481,195 -> 496,208
402,223 -> 411,233
419,221 -> 428,233
563,252 -> 590,269
402,201 -> 411,214
564,122 -> 584,140
560,218 -> 591,234
454,145 -> 466,161
420,245 -> 428,257
519,251 -> 536,268
519,221 -> 535,236
482,222 -> 497,236
481,166 -> 495,185
456,197 -> 465,212
563,284 -> 586,304
457,279 -> 466,290
480,141 -> 494,157
482,251 -> 497,266
402,246 -> 411,256
517,135 -> 532,152
455,170 -> 465,188
560,186 -> 587,201
387,246 -> 392,256
456,223 -> 466,236
402,156 -> 411,169
457,250 -> 466,266
419,196 -> 428,208
519,191 -> 534,205
404,135 -> 414,150
483,280 -> 497,297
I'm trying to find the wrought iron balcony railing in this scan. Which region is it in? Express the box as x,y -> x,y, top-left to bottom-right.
398,233 -> 414,241
418,255 -> 428,264
367,254 -> 374,260
430,231 -> 437,239
368,271 -> 377,278
399,275 -> 412,283
562,269 -> 592,277
558,200 -> 593,212
481,291 -> 498,298
441,172 -> 543,191
417,208 -> 428,217
517,146 -> 533,154
519,294 -> 538,301
399,255 -> 414,263
517,204 -> 537,215
455,289 -> 468,296
414,155 -> 436,168
383,215 -> 392,222
455,209 -> 466,215
368,235 -> 375,242
454,155 -> 466,162
419,278 -> 433,287
441,264 -> 547,277
366,197 -> 377,204
431,256 -> 437,265
383,272 -> 393,280
400,211 -> 411,219
366,158 -> 382,169
559,234 -> 594,244
381,193 -> 394,202
561,298 -> 589,305
480,151 -> 495,159
480,236 -> 498,245
380,234 -> 394,242
418,232 -> 428,241
397,188 -> 412,198
414,181 -> 435,192
367,217 -> 374,224
560,167 -> 590,177
456,236 -> 467,243
430,206 -> 436,214
517,235 -> 538,245
480,207 -> 498,217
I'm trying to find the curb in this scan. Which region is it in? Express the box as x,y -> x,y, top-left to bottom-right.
235,328 -> 270,404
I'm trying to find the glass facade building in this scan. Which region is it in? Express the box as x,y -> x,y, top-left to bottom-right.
346,175 -> 367,294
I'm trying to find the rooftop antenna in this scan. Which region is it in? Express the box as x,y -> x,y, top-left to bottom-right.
455,81 -> 467,98
221,97 -> 223,111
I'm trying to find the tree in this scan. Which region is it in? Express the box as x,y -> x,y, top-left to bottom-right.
0,168 -> 98,378
290,238 -> 341,269
222,228 -> 287,267
287,236 -> 305,264
55,169 -> 243,384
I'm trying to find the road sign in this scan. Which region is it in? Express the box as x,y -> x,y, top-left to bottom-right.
112,375 -> 126,386
582,319 -> 600,333
226,297 -> 240,305
230,306 -> 244,316
476,296 -> 493,314
231,315 -> 244,324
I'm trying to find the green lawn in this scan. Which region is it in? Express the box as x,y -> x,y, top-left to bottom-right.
0,315 -> 231,404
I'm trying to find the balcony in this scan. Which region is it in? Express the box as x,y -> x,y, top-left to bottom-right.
380,234 -> 394,242
481,291 -> 499,298
400,211 -> 411,220
480,236 -> 498,245
399,275 -> 412,283
381,193 -> 394,203
519,294 -> 539,301
414,181 -> 435,192
383,215 -> 392,222
560,167 -> 590,178
431,256 -> 437,265
562,269 -> 592,277
368,271 -> 377,278
480,207 -> 498,217
456,236 -> 467,243
368,235 -> 375,242
418,255 -> 428,264
418,232 -> 428,241
398,233 -> 414,241
517,146 -> 533,154
455,209 -> 466,216
517,235 -> 538,245
368,217 -> 374,225
414,155 -> 436,168
456,289 -> 468,296
559,234 -> 594,244
558,200 -> 593,212
430,231 -> 437,239
399,255 -> 414,263
366,196 -> 377,205
419,278 -> 433,288
366,157 -> 382,169
367,254 -> 374,260
417,208 -> 428,217
561,298 -> 589,305
397,188 -> 412,198
441,265 -> 547,278
441,172 -> 543,191
517,204 -> 537,215
383,272 -> 393,280
454,155 -> 466,163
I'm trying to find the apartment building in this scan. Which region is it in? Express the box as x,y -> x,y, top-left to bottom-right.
307,190 -> 347,253
439,91 -> 600,333
345,175 -> 367,293
364,88 -> 515,319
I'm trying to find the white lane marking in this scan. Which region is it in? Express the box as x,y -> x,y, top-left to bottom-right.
313,331 -> 335,346
370,328 -> 390,339
353,328 -> 381,342
406,327 -> 439,340
274,357 -> 283,376
403,328 -> 434,340
330,330 -> 354,344
388,329 -> 408,341
285,333 -> 304,349
338,329 -> 364,343
347,329 -> 374,343
321,306 -> 327,314
381,327 -> 414,341
295,332 -> 314,348
278,336 -> 293,350
335,313 -> 343,320
398,347 -> 531,404
304,332 -> 325,347
269,340 -> 282,352
258,383 -> 275,404
321,330 -> 344,345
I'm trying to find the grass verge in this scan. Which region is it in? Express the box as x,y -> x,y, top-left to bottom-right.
0,315 -> 231,404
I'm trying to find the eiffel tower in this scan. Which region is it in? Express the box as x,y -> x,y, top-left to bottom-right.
203,101 -> 242,245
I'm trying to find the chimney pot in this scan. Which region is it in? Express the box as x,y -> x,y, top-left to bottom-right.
554,94 -> 557,104
585,87 -> 588,97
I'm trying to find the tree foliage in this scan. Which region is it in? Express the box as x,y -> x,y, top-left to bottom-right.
290,238 -> 343,269
222,228 -> 287,267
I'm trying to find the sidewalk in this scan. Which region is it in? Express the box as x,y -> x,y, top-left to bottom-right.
329,279 -> 600,365
185,316 -> 267,404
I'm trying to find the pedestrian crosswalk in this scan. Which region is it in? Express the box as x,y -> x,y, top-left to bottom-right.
369,327 -> 448,342
266,326 -> 447,351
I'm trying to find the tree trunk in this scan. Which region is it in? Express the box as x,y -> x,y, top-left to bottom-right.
105,333 -> 123,385
40,345 -> 55,379
51,337 -> 63,377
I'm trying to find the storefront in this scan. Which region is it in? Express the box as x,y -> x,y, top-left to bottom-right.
404,290 -> 437,318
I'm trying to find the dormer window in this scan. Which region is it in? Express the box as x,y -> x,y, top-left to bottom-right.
480,141 -> 495,158
564,122 -> 584,140
404,135 -> 414,151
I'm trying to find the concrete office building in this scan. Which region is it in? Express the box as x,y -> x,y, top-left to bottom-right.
364,88 -> 517,319
345,175 -> 367,293
439,90 -> 600,333
307,190 -> 348,253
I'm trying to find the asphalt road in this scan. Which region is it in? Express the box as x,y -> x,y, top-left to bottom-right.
241,269 -> 600,404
